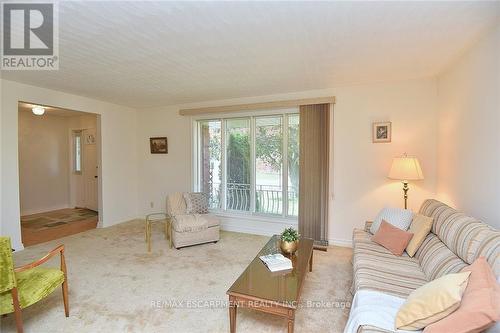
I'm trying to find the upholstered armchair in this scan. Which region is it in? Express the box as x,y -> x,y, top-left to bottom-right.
166,192 -> 220,249
0,237 -> 69,333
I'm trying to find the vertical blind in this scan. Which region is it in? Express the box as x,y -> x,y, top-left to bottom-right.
298,103 -> 330,246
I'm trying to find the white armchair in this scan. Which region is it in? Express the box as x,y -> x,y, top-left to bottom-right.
166,192 -> 220,249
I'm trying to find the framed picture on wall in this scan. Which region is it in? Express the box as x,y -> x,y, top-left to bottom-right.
372,122 -> 392,143
150,137 -> 168,154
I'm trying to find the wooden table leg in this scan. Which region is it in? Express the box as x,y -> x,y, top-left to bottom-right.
287,309 -> 295,333
309,250 -> 313,272
229,296 -> 237,333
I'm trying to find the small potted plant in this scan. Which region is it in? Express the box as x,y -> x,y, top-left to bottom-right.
280,227 -> 300,255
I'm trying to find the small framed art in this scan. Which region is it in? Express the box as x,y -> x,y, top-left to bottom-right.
150,137 -> 168,154
372,122 -> 391,143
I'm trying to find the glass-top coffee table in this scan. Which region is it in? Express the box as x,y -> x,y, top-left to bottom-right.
226,235 -> 314,333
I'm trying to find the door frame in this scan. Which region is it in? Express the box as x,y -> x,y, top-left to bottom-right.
67,116 -> 103,227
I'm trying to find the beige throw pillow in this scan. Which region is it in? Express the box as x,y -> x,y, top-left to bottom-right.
395,271 -> 471,330
406,214 -> 433,257
183,192 -> 209,214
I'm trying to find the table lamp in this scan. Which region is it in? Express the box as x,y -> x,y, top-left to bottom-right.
388,154 -> 424,209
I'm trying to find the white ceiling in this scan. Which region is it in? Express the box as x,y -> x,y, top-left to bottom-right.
2,1 -> 499,108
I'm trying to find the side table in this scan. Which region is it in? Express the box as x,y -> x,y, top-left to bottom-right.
145,213 -> 171,252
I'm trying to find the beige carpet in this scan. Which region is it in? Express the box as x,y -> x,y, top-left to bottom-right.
1,220 -> 353,333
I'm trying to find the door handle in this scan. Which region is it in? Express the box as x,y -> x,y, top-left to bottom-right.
94,176 -> 98,178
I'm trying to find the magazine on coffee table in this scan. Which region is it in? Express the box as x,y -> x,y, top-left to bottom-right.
259,253 -> 293,272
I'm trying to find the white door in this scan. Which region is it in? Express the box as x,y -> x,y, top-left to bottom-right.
83,129 -> 98,211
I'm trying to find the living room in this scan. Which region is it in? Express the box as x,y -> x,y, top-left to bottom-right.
0,1 -> 499,333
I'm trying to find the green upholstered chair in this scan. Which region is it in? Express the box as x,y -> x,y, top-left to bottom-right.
0,237 -> 69,333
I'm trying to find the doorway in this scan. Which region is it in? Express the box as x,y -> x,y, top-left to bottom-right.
18,102 -> 101,246
71,127 -> 99,211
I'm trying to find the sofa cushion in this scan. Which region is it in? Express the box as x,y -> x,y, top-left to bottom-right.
419,199 -> 485,262
167,192 -> 187,216
466,227 -> 500,277
172,214 -> 219,233
423,257 -> 500,333
370,207 -> 413,234
183,192 -> 209,214
204,214 -> 221,228
415,233 -> 467,280
372,220 -> 414,256
353,229 -> 428,298
1,267 -> 65,314
395,271 -> 471,330
172,214 -> 208,233
419,199 -> 499,277
406,214 -> 433,257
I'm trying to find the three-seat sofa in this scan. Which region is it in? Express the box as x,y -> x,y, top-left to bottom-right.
351,199 -> 499,333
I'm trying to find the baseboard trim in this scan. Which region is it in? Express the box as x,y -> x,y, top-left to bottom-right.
104,215 -> 140,228
219,216 -> 294,237
21,204 -> 71,217
220,221 -> 279,237
329,238 -> 353,248
12,240 -> 25,252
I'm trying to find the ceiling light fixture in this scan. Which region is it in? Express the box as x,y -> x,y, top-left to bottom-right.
32,106 -> 45,115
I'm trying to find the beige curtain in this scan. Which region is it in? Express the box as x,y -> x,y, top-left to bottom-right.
298,103 -> 330,246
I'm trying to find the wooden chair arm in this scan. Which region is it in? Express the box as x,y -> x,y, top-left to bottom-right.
14,245 -> 65,273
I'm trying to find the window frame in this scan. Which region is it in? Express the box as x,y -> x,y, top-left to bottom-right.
73,130 -> 83,175
192,108 -> 299,222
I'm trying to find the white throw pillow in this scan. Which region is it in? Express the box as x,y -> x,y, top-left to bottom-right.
370,207 -> 414,234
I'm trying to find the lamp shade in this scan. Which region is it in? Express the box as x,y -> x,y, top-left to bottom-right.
388,156 -> 424,181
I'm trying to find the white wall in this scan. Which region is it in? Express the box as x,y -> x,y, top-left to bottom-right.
18,111 -> 71,215
1,80 -> 138,250
331,80 -> 438,244
137,78 -> 439,245
436,24 -> 500,229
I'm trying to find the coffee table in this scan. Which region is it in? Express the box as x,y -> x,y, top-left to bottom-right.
226,235 -> 314,333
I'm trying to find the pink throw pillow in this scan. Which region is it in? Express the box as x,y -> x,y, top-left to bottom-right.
424,257 -> 500,333
371,220 -> 413,256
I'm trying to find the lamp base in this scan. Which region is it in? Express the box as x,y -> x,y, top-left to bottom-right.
402,181 -> 409,209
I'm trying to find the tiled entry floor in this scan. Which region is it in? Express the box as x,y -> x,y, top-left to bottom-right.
21,208 -> 98,246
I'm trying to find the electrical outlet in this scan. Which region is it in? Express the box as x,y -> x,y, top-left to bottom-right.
150,201 -> 154,208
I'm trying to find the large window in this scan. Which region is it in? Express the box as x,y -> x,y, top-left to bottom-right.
195,111 -> 299,218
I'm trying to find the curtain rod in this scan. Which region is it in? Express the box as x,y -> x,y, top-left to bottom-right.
179,96 -> 336,116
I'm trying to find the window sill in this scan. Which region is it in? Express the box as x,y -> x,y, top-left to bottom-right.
210,210 -> 298,225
